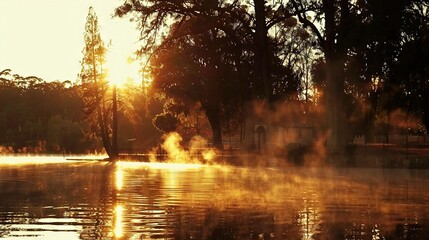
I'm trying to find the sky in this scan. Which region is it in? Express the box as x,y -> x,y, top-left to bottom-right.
0,0 -> 141,84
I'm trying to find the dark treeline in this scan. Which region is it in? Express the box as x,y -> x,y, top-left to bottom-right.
0,69 -> 85,153
0,69 -> 163,154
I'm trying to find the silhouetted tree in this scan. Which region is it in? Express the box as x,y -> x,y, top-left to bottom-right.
289,0 -> 358,152
148,25 -> 250,149
79,6 -> 116,157
114,0 -> 305,148
387,1 -> 429,135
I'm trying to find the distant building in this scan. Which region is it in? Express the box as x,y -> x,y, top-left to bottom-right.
240,102 -> 321,155
243,120 -> 316,153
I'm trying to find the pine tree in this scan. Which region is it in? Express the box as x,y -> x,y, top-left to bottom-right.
79,6 -> 116,158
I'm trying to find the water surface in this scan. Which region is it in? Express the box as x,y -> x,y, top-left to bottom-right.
1,157 -> 429,239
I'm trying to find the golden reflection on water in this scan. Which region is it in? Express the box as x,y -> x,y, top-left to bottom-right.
298,194 -> 321,240
0,155 -> 107,165
113,163 -> 125,239
1,159 -> 429,239
117,161 -> 205,171
0,156 -> 70,165
115,166 -> 123,190
113,204 -> 124,238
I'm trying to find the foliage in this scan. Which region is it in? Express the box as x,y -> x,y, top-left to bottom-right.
115,0 -> 307,148
79,6 -> 115,156
288,0 -> 429,146
0,70 -> 86,153
152,112 -> 179,134
113,0 -> 429,149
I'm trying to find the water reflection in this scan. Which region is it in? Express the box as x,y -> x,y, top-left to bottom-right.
113,204 -> 124,238
1,159 -> 429,239
298,193 -> 321,240
115,166 -> 123,191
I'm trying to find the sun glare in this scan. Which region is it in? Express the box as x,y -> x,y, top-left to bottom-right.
105,46 -> 142,88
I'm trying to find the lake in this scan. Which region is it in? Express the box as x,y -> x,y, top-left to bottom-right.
1,156 -> 429,239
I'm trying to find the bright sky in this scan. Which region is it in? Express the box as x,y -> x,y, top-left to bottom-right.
0,0 -> 141,84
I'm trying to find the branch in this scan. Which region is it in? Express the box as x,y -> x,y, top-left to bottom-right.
290,0 -> 325,49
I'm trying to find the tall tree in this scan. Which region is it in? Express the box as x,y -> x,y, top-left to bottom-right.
114,0 -> 305,148
79,7 -> 116,158
289,0 -> 383,152
149,24 -> 251,149
387,1 -> 429,135
253,0 -> 270,100
115,1 -> 248,149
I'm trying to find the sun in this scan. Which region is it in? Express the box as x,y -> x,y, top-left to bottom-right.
105,45 -> 142,88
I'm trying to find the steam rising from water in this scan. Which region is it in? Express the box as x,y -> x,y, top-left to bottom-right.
0,146 -> 14,154
150,132 -> 217,164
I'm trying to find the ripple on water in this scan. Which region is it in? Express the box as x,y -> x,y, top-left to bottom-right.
1,160 -> 429,239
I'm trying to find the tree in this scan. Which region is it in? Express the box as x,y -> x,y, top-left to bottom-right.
149,25 -> 250,149
289,0 -> 429,149
114,0 -> 306,148
114,0 -> 308,100
120,80 -> 164,151
336,0 -> 429,142
288,0 -> 352,152
387,1 -> 429,135
79,7 -> 116,158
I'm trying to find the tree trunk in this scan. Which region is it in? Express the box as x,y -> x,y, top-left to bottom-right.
98,103 -> 112,157
323,0 -> 346,153
325,59 -> 346,153
111,84 -> 118,159
253,0 -> 271,100
98,83 -> 112,157
203,103 -> 223,150
292,0 -> 349,152
423,94 -> 429,138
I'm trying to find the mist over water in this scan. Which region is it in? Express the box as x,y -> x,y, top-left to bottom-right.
150,132 -> 217,164
1,158 -> 429,239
